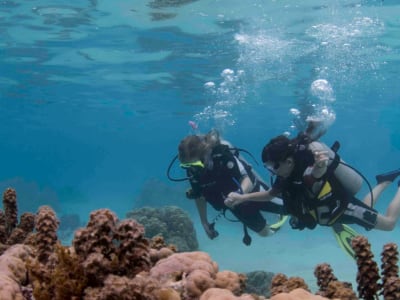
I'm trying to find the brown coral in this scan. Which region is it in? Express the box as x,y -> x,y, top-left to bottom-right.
381,242 -> 399,288
351,235 -> 381,300
314,263 -> 337,295
34,205 -> 59,264
325,280 -> 357,300
0,188 -> 36,255
72,209 -> 151,284
381,276 -> 400,300
3,188 -> 18,236
270,273 -> 289,296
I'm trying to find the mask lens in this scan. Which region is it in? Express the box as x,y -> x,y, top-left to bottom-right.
264,161 -> 280,174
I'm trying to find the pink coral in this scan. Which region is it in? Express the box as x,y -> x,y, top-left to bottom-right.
151,251 -> 218,281
199,288 -> 255,300
215,270 -> 246,295
270,288 -> 331,299
150,251 -> 220,298
0,244 -> 33,300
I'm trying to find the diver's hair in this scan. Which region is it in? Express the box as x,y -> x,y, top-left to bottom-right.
261,134 -> 295,163
178,129 -> 221,163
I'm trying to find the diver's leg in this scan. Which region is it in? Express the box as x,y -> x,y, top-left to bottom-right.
374,182 -> 400,231
362,181 -> 390,207
257,224 -> 275,237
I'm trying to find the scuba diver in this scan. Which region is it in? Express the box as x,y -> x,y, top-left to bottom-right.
168,129 -> 287,246
226,132 -> 400,235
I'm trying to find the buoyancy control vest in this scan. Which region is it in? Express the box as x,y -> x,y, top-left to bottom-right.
189,142 -> 259,211
279,135 -> 363,228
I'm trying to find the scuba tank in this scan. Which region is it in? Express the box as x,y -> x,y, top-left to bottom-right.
308,141 -> 363,196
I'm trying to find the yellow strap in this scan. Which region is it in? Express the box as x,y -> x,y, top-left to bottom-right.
318,181 -> 332,199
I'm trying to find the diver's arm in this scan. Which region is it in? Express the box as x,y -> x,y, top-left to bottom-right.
309,142 -> 329,178
195,196 -> 209,226
240,175 -> 254,194
195,197 -> 219,239
225,189 -> 275,207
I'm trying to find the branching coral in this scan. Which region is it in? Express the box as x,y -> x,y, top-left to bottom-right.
0,188 -> 35,255
351,235 -> 381,300
35,205 -> 60,264
314,263 -> 337,295
73,209 -> 151,284
3,188 -> 18,235
380,243 -> 400,300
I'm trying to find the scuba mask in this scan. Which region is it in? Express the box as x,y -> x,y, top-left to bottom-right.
263,161 -> 281,175
180,160 -> 205,178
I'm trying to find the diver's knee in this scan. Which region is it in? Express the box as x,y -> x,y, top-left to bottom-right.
386,220 -> 396,231
257,225 -> 272,237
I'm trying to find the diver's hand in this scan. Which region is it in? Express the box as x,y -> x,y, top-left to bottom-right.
313,150 -> 329,168
203,222 -> 219,240
311,150 -> 329,179
225,192 -> 245,208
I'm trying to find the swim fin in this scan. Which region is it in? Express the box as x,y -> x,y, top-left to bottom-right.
376,168 -> 400,184
331,223 -> 359,260
270,215 -> 289,232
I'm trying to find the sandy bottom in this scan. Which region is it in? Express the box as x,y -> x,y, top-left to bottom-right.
195,215 -> 400,294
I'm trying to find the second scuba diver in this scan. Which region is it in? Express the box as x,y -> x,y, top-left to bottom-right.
226,132 -> 400,232
175,129 -> 287,245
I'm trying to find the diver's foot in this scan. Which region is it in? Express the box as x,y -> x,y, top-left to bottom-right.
376,169 -> 400,184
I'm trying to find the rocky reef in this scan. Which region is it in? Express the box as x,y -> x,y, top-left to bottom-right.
126,205 -> 199,252
1,187 -> 400,299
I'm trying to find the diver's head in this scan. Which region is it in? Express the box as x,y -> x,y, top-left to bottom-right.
178,130 -> 221,177
178,135 -> 206,162
261,135 -> 296,177
178,135 -> 207,177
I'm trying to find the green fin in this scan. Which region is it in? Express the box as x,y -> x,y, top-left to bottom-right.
270,215 -> 289,232
331,223 -> 359,259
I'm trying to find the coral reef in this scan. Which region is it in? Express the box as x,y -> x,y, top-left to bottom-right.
243,270 -> 274,297
0,244 -> 33,300
0,188 -> 35,255
127,205 -> 199,251
3,186 -> 400,299
351,235 -> 381,299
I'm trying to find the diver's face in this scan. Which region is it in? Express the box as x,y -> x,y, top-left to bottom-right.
264,157 -> 294,178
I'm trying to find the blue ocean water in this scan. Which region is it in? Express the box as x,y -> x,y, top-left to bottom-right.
1,0 -> 400,289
